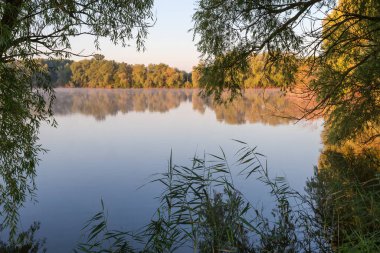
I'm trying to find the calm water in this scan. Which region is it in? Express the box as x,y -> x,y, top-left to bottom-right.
20,88 -> 323,252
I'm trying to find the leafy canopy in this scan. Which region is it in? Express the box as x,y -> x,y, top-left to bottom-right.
193,0 -> 380,143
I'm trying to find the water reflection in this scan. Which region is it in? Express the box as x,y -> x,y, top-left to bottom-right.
20,88 -> 323,251
308,134 -> 380,249
53,88 -> 316,124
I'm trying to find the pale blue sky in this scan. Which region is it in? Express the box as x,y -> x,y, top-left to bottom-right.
70,0 -> 199,72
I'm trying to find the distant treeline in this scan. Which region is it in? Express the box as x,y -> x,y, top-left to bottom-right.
40,54 -> 294,88
41,55 -> 193,88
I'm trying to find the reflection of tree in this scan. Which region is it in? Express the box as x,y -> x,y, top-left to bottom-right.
53,89 -> 193,121
307,130 -> 380,251
53,89 -> 316,125
198,89 -> 314,125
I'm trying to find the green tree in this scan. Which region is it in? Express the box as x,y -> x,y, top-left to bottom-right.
244,54 -> 296,88
41,59 -> 73,87
192,0 -> 380,143
70,59 -> 91,87
191,64 -> 203,88
98,60 -> 118,88
67,59 -> 190,88
114,63 -> 133,88
310,0 -> 380,144
132,64 -> 147,87
55,62 -> 72,87
0,0 -> 154,236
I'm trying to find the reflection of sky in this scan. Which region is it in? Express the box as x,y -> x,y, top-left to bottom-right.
20,93 -> 323,252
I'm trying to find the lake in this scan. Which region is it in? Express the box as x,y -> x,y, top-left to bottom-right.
19,88 -> 323,252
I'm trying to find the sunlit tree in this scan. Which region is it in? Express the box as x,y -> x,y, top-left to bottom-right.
310,0 -> 380,143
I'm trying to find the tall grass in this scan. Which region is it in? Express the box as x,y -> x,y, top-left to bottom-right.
77,141 -> 379,253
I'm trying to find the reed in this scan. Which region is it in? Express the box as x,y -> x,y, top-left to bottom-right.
77,141 -> 380,252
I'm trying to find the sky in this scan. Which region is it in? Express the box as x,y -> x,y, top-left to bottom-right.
70,0 -> 200,72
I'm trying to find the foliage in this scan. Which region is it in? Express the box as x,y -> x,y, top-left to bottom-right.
243,55 -> 299,89
0,222 -> 46,253
0,0 -> 154,62
43,56 -> 191,88
192,0 -> 319,99
0,61 -> 55,237
192,55 -> 298,91
41,59 -> 73,87
43,55 -> 297,89
192,0 -> 380,143
309,0 -> 380,144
